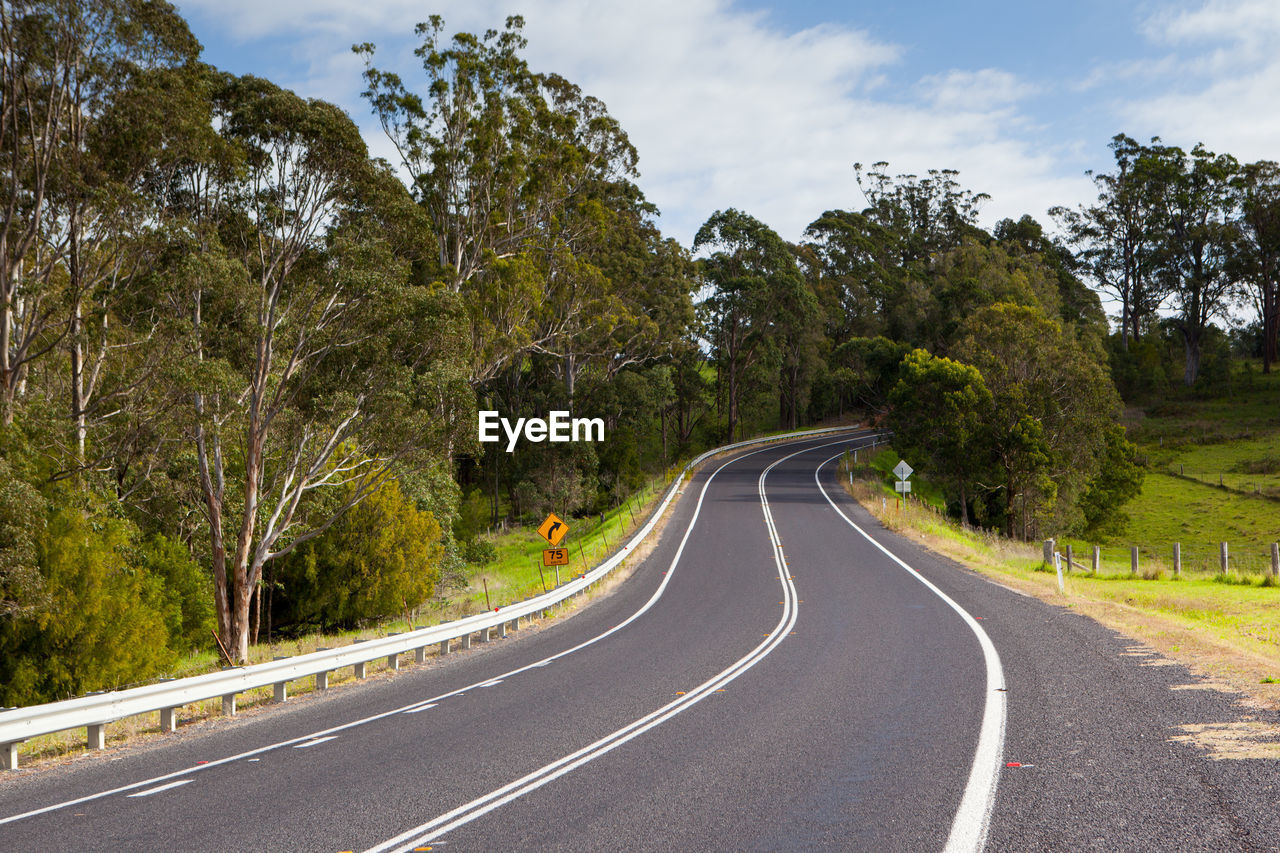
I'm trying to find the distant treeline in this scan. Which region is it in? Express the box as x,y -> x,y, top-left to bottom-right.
0,4 -> 1269,704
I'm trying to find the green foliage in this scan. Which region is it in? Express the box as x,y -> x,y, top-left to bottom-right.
138,535 -> 215,654
0,508 -> 174,706
0,455 -> 47,620
1078,425 -> 1145,540
272,482 -> 445,633
888,350 -> 993,524
955,302 -> 1122,537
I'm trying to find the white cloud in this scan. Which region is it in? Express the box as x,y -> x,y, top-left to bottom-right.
1111,0 -> 1280,163
920,68 -> 1037,110
175,0 -> 1088,245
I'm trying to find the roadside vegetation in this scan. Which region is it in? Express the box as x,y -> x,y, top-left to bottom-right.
845,448 -> 1280,703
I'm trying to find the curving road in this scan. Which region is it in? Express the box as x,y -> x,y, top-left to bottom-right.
2,431 -> 1278,852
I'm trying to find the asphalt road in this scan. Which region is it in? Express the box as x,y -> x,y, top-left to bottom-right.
1,431 -> 1278,852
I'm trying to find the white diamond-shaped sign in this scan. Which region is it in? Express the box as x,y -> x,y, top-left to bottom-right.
893,460 -> 914,481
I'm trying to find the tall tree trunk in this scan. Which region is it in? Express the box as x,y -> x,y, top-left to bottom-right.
1182,331 -> 1202,387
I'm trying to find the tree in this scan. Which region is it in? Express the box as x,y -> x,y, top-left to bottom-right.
1077,424 -> 1144,538
955,303 -> 1120,538
888,349 -> 992,525
160,76 -> 472,663
1052,134 -> 1165,351
1143,141 -> 1239,386
695,209 -> 805,441
355,16 -> 642,386
1230,160 -> 1280,373
0,0 -> 198,428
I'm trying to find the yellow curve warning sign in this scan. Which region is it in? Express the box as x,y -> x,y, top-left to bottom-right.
538,513 -> 569,547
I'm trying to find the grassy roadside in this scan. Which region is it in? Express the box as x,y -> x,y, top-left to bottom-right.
840,457 -> 1280,712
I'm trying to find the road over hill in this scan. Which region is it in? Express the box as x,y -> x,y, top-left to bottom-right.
2,431 -> 1278,851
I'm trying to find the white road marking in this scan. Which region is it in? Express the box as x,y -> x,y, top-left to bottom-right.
402,703 -> 438,715
358,438 -> 863,853
476,680 -> 504,688
293,736 -> 338,749
813,454 -> 1006,853
126,780 -> 194,798
0,431 -> 876,832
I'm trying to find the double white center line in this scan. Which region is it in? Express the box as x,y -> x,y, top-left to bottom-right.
359,440 -> 845,853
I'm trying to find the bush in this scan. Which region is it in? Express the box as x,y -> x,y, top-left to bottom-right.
0,508 -> 174,706
139,534 -> 215,654
463,538 -> 497,566
272,481 -> 445,633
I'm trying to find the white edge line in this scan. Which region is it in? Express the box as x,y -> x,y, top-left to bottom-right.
813,454 -> 1006,853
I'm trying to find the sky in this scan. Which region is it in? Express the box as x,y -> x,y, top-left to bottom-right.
171,0 -> 1280,249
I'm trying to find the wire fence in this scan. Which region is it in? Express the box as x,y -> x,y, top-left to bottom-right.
1051,540 -> 1280,579
1163,465 -> 1280,501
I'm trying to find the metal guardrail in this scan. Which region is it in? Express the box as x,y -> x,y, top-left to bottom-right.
0,425 -> 868,770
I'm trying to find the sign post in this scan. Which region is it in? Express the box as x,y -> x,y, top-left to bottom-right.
538,513 -> 570,587
892,460 -> 914,510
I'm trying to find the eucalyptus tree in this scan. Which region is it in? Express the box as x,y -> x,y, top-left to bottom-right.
1051,135 -> 1165,351
157,75 -> 471,663
695,209 -> 807,442
955,302 -> 1119,538
355,16 -> 642,387
888,349 -> 992,526
0,0 -> 194,425
1230,160 -> 1280,373
1142,142 -> 1239,386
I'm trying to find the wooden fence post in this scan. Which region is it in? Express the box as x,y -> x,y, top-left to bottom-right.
1092,546 -> 1100,573
1173,542 -> 1181,577
1220,542 -> 1229,574
1043,539 -> 1055,566
1271,543 -> 1279,577
1130,546 -> 1139,576
1065,544 -> 1074,574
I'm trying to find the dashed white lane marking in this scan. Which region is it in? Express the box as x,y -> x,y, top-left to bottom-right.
127,780 -> 194,798
293,736 -> 338,749
402,703 -> 439,715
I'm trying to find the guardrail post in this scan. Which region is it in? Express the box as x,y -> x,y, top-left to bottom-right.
160,707 -> 177,733
1130,546 -> 1139,575
1092,546 -> 1100,572
273,682 -> 287,704
1220,542 -> 1229,574
1173,543 -> 1181,576
3,741 -> 17,770
511,616 -> 520,632
316,671 -> 329,691
353,661 -> 367,679
479,627 -> 491,643
415,646 -> 426,664
498,621 -> 507,639
439,639 -> 451,656
460,633 -> 471,650
222,693 -> 236,716
1272,543 -> 1279,577
87,723 -> 105,750
386,653 -> 400,671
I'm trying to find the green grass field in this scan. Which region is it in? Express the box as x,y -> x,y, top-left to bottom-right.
1108,362 -> 1280,570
